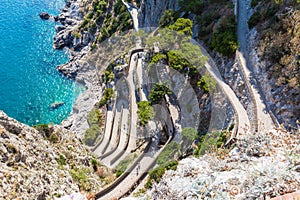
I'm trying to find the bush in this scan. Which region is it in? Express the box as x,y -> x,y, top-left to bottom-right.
150,53 -> 167,64
197,75 -> 217,93
137,101 -> 155,125
145,160 -> 178,189
83,108 -> 103,146
148,83 -> 172,104
156,141 -> 181,165
115,154 -> 137,177
248,11 -> 261,29
99,88 -> 114,107
56,154 -> 66,166
251,0 -> 259,8
70,167 -> 90,190
33,124 -> 52,138
159,10 -> 176,27
195,131 -> 227,156
210,16 -> 238,56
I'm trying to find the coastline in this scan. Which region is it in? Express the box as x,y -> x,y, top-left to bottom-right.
54,0 -> 102,135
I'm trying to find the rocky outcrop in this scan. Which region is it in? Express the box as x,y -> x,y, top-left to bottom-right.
138,0 -> 178,27
131,128 -> 300,199
0,111 -> 104,199
39,12 -> 50,20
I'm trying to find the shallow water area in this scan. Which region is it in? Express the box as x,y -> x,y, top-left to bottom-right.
0,0 -> 83,125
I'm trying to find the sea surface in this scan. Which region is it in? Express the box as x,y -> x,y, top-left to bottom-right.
0,0 -> 83,125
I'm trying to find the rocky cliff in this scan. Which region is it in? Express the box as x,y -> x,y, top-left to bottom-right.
138,0 -> 178,27
0,111 -> 107,199
130,128 -> 300,199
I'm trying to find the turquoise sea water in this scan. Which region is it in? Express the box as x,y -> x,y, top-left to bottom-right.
0,0 -> 82,125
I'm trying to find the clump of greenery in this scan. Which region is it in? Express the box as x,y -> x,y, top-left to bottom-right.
56,154 -> 66,166
33,124 -> 53,138
158,10 -> 178,27
115,154 -> 137,177
156,141 -> 181,165
167,50 -> 192,73
197,75 -> 217,93
251,0 -> 259,8
83,108 -> 103,146
150,53 -> 167,64
168,18 -> 193,37
137,101 -> 155,125
70,167 -> 91,190
210,16 -> 238,56
195,131 -> 227,156
145,160 -> 178,189
149,83 -> 172,104
99,88 -> 115,108
248,11 -> 262,29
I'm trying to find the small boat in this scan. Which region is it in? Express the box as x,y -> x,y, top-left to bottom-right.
50,101 -> 65,110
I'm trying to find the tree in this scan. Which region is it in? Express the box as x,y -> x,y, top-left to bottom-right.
149,83 -> 172,104
168,18 -> 193,37
137,101 -> 155,125
197,75 -> 217,93
159,10 -> 176,27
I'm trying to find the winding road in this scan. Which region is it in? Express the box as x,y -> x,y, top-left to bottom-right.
236,0 -> 275,132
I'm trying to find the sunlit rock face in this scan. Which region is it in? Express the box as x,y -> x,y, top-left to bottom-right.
138,0 -> 178,27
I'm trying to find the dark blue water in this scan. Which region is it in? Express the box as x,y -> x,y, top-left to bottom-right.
0,0 -> 83,125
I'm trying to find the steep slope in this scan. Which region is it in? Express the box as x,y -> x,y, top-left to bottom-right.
0,111 -> 108,199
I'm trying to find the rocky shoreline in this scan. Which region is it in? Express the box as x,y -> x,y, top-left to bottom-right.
53,0 -> 102,135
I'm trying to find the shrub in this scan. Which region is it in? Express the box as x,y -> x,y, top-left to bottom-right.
159,10 -> 176,27
148,83 -> 172,104
33,124 -> 52,138
137,101 -> 155,125
56,154 -> 66,166
195,131 -> 227,156
150,53 -> 167,64
248,12 -> 261,29
197,75 -> 217,93
145,160 -> 178,189
251,0 -> 259,8
83,108 -> 103,146
210,16 -> 238,56
70,167 -> 90,190
115,154 -> 137,177
156,141 -> 181,165
99,88 -> 114,107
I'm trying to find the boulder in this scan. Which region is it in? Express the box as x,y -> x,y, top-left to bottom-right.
39,12 -> 50,20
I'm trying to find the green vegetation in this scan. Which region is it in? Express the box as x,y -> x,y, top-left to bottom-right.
181,127 -> 198,155
167,50 -> 192,72
248,11 -> 261,29
83,108 -> 103,146
210,16 -> 238,56
197,75 -> 217,93
150,53 -> 167,64
145,160 -> 178,189
251,0 -> 259,8
70,167 -> 91,190
158,10 -> 177,27
149,83 -> 172,104
33,124 -> 52,138
137,101 -> 155,125
115,153 -> 137,177
56,154 -> 66,166
156,141 -> 181,165
168,18 -> 193,37
99,88 -> 115,108
195,131 -> 227,156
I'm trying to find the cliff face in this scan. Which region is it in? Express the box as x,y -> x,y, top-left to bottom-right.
138,0 -> 178,27
0,111 -> 104,199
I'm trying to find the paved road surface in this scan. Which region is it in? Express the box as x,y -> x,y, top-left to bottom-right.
237,0 -> 274,132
